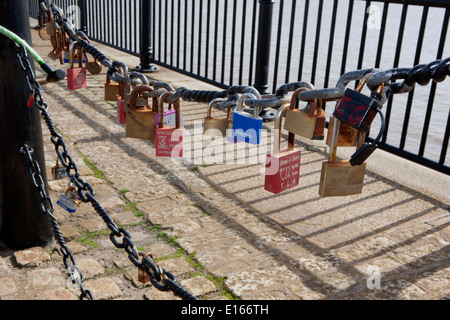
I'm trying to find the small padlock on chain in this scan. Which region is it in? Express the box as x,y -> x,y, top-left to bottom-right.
231,93 -> 263,145
283,88 -> 325,140
57,184 -> 81,213
203,98 -> 232,137
51,159 -> 68,180
137,253 -> 154,284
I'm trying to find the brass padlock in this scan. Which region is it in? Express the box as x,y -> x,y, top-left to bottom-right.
126,84 -> 158,141
284,88 -> 325,140
319,117 -> 366,197
105,75 -> 120,101
203,98 -> 232,137
137,253 -> 153,284
326,116 -> 359,147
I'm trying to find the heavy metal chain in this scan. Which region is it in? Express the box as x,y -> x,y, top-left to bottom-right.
12,40 -> 198,301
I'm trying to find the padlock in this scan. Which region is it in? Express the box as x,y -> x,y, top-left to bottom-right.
137,253 -> 153,284
51,159 -> 68,180
326,116 -> 359,147
203,98 -> 232,137
318,117 -> 367,197
231,93 -> 263,144
155,92 -> 184,158
105,74 -> 120,102
154,100 -> 184,130
332,75 -> 384,133
67,43 -> 87,90
85,54 -> 102,75
284,87 -> 325,140
126,84 -> 158,140
57,185 -> 81,213
264,104 -> 302,194
115,66 -> 131,124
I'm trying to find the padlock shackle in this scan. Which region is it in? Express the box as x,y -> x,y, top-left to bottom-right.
328,101 -> 342,163
69,41 -> 83,69
129,84 -> 154,111
274,104 -> 295,155
236,93 -> 259,117
290,87 -> 319,117
207,98 -> 230,119
158,91 -> 181,129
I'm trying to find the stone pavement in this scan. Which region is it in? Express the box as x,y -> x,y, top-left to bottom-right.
0,21 -> 449,300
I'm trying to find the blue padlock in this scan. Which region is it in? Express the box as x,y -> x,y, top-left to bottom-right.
231,93 -> 263,144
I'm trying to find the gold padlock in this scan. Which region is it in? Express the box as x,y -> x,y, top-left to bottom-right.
326,116 -> 359,147
105,75 -> 120,101
284,88 -> 324,140
203,98 -> 232,137
126,84 -> 158,141
319,117 -> 366,197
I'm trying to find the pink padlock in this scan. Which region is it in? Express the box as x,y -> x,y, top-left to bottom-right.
67,43 -> 87,90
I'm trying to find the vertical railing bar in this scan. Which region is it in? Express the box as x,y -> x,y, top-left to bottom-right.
310,0 -> 323,85
356,0 -> 370,77
399,5 -> 429,150
297,0 -> 309,81
183,0 -> 188,70
272,0 -> 285,93
238,0 -> 247,85
323,0 -> 338,91
382,3 -> 408,143
229,0 -> 237,85
284,0 -> 297,86
177,0 -> 181,68
439,109 -> 450,165
340,0 -> 353,75
165,0 -> 168,64
213,0 -> 219,81
190,0 -> 195,73
419,7 -> 449,158
221,0 -> 228,85
170,0 -> 174,65
198,0 -> 203,76
248,0 -> 258,87
374,2 -> 389,68
158,0 -> 162,62
205,0 -> 211,79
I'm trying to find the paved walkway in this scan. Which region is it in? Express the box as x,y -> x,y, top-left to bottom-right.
0,22 -> 449,300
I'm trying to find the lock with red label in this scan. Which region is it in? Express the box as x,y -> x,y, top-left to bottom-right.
67,42 -> 87,90
264,104 -> 301,194
155,92 -> 184,158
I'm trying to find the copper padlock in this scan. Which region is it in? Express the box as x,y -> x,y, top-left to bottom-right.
138,253 -> 153,284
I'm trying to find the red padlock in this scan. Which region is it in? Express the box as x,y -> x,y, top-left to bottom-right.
67,43 -> 87,90
264,104 -> 301,194
155,92 -> 184,158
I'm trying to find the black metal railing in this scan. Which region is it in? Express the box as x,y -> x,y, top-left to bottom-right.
27,0 -> 449,175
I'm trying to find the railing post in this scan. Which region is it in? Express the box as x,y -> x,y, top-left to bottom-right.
0,0 -> 53,249
253,0 -> 275,95
134,0 -> 159,73
78,0 -> 88,34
